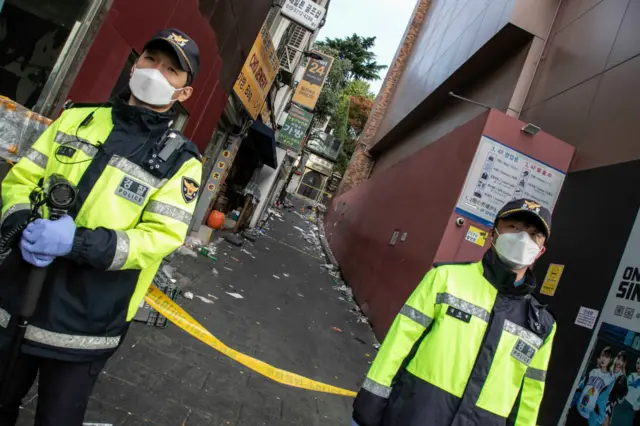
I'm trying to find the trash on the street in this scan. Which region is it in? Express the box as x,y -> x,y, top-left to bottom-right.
212,268 -> 219,275
176,246 -> 198,258
297,293 -> 305,298
224,267 -> 233,271
183,292 -> 194,300
231,256 -> 241,262
273,275 -> 280,279
332,327 -> 343,333
195,295 -> 215,304
184,237 -> 203,250
283,273 -> 290,278
373,343 -> 381,350
241,248 -> 255,258
200,246 -> 217,260
161,264 -> 175,279
225,233 -> 244,247
226,292 -> 244,299
207,294 -> 219,300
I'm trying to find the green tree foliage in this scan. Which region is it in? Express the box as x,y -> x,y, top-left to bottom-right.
332,95 -> 351,142
316,34 -> 387,81
342,80 -> 376,100
348,96 -> 374,136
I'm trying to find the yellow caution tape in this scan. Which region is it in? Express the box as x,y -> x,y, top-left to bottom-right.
144,285 -> 358,398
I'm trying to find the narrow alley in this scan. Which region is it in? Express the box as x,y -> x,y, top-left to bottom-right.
17,201 -> 374,426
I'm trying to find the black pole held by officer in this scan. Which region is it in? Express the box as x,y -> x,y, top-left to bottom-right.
0,29 -> 203,425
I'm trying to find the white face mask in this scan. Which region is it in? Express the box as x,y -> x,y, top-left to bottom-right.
129,67 -> 182,106
493,231 -> 541,270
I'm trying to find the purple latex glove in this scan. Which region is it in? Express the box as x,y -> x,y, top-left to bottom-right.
20,216 -> 77,258
19,244 -> 55,267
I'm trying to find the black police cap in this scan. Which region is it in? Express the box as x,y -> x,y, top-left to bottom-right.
144,29 -> 200,82
495,199 -> 552,239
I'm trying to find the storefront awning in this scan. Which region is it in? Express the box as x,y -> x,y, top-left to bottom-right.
248,121 -> 278,169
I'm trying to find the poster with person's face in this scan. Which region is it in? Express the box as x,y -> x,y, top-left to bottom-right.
564,210 -> 640,426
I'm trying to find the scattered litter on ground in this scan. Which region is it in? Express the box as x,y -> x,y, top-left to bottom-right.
276,307 -> 281,311
195,295 -> 215,304
241,248 -> 256,259
331,327 -> 343,333
184,237 -> 203,250
183,292 -> 194,300
176,246 -> 198,258
224,267 -> 233,272
365,353 -> 371,358
207,294 -> 219,300
226,292 -> 244,299
265,247 -> 270,251
297,293 -> 305,298
212,268 -> 219,275
230,256 -> 241,262
161,265 -> 175,279
273,275 -> 280,279
373,343 -> 381,350
283,273 -> 290,278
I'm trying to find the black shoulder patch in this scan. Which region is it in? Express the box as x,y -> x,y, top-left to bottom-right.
63,100 -> 112,110
433,261 -> 474,268
181,177 -> 199,203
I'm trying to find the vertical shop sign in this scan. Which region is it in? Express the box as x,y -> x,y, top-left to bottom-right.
292,51 -> 333,110
277,104 -> 314,152
233,25 -> 280,119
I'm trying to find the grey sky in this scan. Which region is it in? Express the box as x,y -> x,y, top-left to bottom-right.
317,0 -> 418,95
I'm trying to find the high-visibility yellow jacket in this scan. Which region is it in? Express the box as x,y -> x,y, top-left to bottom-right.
353,251 -> 557,426
0,99 -> 202,361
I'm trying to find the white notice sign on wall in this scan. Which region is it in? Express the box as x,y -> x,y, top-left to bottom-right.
281,0 -> 326,31
455,136 -> 566,228
575,306 -> 599,330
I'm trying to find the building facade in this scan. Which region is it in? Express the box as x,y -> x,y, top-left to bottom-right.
0,0 -> 274,152
327,0 -> 640,424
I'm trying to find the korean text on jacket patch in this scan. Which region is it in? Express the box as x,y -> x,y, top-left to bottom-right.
182,177 -> 199,203
57,146 -> 77,158
116,176 -> 149,206
446,306 -> 471,323
511,338 -> 536,366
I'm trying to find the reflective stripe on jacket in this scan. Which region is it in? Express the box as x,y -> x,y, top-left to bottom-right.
0,99 -> 202,361
353,250 -> 557,426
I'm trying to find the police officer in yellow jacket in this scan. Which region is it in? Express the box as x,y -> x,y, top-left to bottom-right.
353,199 -> 557,426
0,29 -> 202,425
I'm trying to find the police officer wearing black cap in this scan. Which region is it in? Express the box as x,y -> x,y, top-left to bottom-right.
353,198 -> 557,426
0,29 -> 202,424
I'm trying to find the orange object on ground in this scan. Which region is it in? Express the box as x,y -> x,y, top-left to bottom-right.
207,210 -> 225,229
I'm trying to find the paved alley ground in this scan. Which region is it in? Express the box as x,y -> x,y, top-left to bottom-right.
17,202 -> 375,426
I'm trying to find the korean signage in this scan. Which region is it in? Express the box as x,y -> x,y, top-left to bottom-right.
455,136 -> 566,228
277,104 -> 314,152
233,24 -> 280,120
562,208 -> 640,424
292,51 -> 333,111
306,153 -> 334,176
601,209 -> 640,334
282,0 -> 326,31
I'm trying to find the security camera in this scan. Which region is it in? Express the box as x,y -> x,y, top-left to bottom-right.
456,217 -> 465,227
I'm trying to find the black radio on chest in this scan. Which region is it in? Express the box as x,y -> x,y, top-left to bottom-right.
142,130 -> 188,178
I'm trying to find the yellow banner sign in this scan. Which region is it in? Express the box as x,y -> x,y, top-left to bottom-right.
233,25 -> 280,119
540,263 -> 565,296
292,51 -> 334,110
